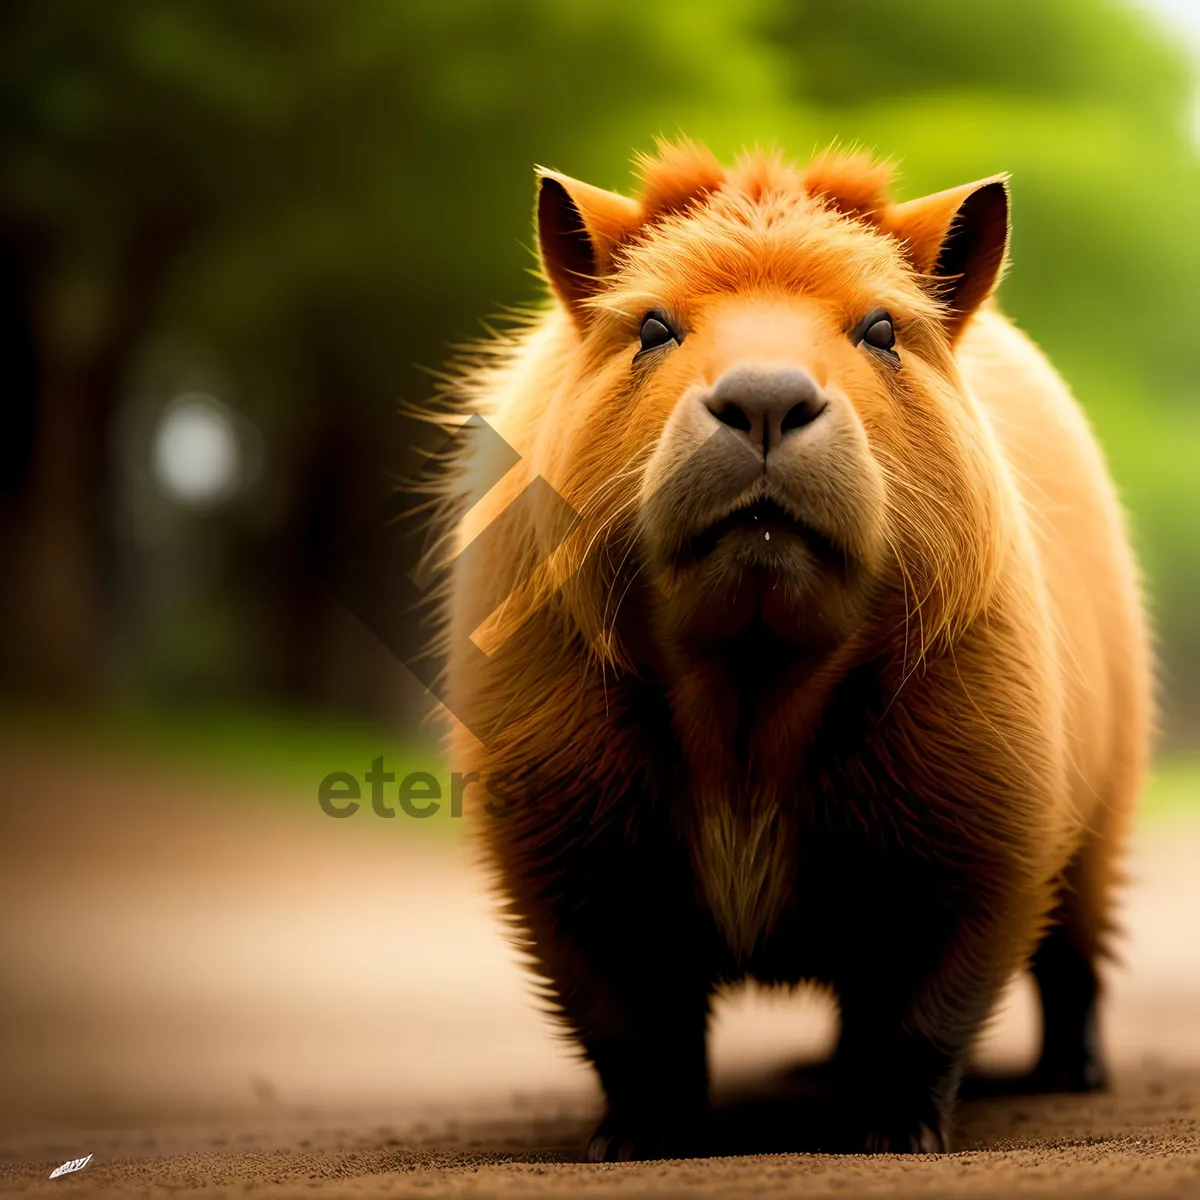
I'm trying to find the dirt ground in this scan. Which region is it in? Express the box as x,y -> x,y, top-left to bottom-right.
1,743 -> 1199,1198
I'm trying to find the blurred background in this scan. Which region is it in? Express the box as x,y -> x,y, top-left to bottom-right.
1,0 -> 1199,745
2,0 -> 1200,1152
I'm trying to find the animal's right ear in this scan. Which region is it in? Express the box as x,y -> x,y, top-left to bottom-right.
536,170 -> 643,321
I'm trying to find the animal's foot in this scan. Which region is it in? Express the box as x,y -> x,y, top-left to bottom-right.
584,1112 -> 700,1162
862,1118 -> 947,1154
1029,1050 -> 1109,1094
857,1092 -> 950,1155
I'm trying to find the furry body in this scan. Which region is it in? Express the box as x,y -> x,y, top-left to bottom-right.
435,144 -> 1152,1159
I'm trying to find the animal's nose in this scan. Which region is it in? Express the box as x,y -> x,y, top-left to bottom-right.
704,364 -> 826,456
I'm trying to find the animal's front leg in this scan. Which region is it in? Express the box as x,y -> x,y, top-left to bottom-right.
496,827 -> 716,1162
833,893 -> 1027,1153
581,981 -> 711,1162
835,1011 -> 965,1153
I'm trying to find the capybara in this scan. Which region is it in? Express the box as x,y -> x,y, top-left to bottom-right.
431,140 -> 1153,1160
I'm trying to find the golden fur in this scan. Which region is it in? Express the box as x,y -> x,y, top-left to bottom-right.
430,141 -> 1154,1159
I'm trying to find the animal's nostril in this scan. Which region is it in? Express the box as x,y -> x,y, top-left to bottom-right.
710,401 -> 753,434
780,397 -> 824,435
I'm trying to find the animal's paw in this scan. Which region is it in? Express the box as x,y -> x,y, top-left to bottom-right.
864,1099 -> 945,1156
862,1118 -> 947,1154
1029,1051 -> 1109,1094
584,1113 -> 698,1162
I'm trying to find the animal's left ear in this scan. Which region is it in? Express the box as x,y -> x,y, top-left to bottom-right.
883,175 -> 1010,342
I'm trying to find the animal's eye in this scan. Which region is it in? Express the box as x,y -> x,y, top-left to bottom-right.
853,307 -> 899,364
863,315 -> 894,350
636,309 -> 679,359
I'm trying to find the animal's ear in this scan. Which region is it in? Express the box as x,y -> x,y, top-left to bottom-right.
536,169 -> 643,321
884,175 -> 1010,342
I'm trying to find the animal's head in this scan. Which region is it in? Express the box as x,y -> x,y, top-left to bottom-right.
462,142 -> 1014,676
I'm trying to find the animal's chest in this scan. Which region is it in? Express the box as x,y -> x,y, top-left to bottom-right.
686,790 -> 801,965
681,784 -> 916,981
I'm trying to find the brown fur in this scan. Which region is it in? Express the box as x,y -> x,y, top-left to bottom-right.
431,142 -> 1153,1160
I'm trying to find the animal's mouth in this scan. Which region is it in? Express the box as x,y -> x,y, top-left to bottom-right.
683,498 -> 845,571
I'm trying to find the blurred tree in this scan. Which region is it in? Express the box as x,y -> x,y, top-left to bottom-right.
0,0 -> 253,694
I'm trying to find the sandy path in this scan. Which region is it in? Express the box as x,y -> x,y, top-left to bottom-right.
1,742 -> 1198,1197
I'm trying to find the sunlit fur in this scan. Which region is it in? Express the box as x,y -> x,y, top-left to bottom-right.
430,141 -> 1154,1156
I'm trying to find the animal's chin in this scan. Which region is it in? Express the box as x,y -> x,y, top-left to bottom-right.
652,502 -> 866,653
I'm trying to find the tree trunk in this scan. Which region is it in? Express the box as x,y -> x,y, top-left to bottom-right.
0,211 -> 194,701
